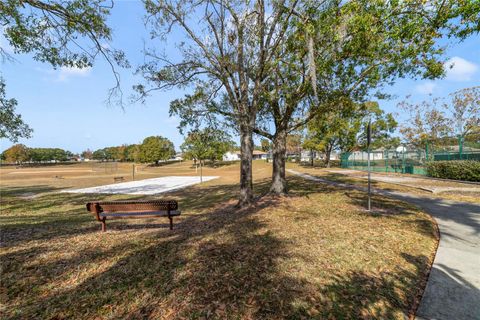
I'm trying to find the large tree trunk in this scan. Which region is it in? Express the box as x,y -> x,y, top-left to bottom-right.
324,145 -> 332,168
238,123 -> 254,206
270,129 -> 287,195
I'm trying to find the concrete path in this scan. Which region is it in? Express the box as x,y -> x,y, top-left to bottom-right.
287,169 -> 480,320
326,169 -> 480,193
62,176 -> 219,195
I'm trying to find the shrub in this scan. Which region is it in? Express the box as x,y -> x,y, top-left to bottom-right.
425,160 -> 480,182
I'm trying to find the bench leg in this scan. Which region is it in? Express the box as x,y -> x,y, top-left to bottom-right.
101,217 -> 107,232
169,216 -> 173,230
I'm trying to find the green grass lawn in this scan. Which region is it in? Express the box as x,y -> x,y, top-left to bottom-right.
1,161 -> 437,319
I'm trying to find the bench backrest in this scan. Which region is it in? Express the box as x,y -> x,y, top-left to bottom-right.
86,200 -> 178,214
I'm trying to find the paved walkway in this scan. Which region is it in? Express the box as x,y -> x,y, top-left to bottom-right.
326,169 -> 480,193
287,169 -> 480,320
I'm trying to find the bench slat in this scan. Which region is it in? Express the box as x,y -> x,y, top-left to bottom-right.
94,201 -> 178,212
86,200 -> 180,231
99,210 -> 181,218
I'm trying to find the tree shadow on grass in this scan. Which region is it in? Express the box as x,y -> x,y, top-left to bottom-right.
312,171 -> 480,236
2,178 -> 442,319
0,185 -> 62,198
314,253 -> 431,319
5,198 -> 436,319
5,197 -> 313,319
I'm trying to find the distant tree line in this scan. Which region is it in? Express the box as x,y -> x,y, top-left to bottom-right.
85,135 -> 176,164
1,135 -> 177,165
1,144 -> 73,164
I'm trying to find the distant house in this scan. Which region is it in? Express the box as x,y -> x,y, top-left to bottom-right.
173,152 -> 184,161
346,149 -> 385,161
223,150 -> 268,161
300,150 -> 340,162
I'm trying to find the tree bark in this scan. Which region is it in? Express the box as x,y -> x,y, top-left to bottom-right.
270,129 -> 287,195
310,149 -> 314,167
238,123 -> 254,206
325,145 -> 332,168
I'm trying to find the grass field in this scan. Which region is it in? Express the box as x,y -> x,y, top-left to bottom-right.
1,161 -> 438,319
291,164 -> 480,204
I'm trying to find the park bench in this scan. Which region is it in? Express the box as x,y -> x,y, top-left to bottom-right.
113,176 -> 125,182
86,200 -> 180,232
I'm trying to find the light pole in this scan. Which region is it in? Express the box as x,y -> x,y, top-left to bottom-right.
367,117 -> 372,212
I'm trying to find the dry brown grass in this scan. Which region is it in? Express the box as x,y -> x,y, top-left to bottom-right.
0,161 -> 253,190
1,161 -> 437,319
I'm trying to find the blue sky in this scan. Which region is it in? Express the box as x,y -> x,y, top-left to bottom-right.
1,1 -> 479,153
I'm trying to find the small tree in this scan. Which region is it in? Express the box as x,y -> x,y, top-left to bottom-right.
81,149 -> 93,160
448,86 -> 480,140
286,134 -> 302,162
138,136 -> 175,164
306,101 -> 397,167
400,86 -> 480,151
399,97 -> 451,148
304,100 -> 361,167
126,144 -> 141,162
181,131 -> 209,182
92,148 -> 107,161
2,144 -> 29,164
181,128 -> 233,181
260,139 -> 271,153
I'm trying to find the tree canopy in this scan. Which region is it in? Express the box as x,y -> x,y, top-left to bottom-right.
399,86 -> 480,148
1,0 -> 127,87
1,0 -> 128,142
0,79 -> 32,142
1,145 -> 73,163
253,0 -> 480,193
181,128 -> 234,164
137,0 -> 303,205
138,136 -> 175,164
304,101 -> 397,166
1,144 -> 29,163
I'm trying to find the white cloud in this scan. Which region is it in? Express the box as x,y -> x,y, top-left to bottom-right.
57,66 -> 91,81
444,56 -> 478,82
415,81 -> 436,94
35,66 -> 92,82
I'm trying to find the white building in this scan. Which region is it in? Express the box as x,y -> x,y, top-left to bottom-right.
301,150 -> 340,162
346,150 -> 385,161
223,150 -> 268,161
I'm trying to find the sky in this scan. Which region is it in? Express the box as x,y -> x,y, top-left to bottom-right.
1,1 -> 479,154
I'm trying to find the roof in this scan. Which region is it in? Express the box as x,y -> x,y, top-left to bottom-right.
230,150 -> 268,155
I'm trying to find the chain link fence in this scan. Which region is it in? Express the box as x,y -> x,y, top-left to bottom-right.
341,134 -> 480,175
